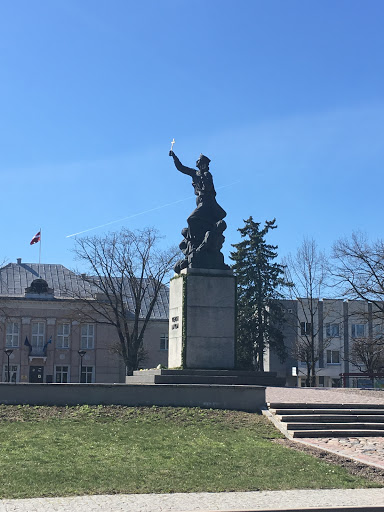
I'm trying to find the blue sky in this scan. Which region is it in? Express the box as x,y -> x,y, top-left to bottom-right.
1,0 -> 384,271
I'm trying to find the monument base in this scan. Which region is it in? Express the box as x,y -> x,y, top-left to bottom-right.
126,369 -> 286,386
168,268 -> 236,369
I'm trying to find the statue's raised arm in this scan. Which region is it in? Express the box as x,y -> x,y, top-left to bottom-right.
169,151 -> 196,177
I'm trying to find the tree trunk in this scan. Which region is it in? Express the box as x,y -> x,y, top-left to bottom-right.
306,364 -> 311,387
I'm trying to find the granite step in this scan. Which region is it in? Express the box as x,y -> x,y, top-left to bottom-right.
268,402 -> 384,410
127,369 -> 286,386
291,429 -> 384,438
266,401 -> 384,438
137,369 -> 276,377
277,414 -> 384,422
283,422 -> 384,430
271,408 -> 384,416
127,375 -> 284,385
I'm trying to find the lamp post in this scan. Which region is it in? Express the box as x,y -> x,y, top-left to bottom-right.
4,349 -> 13,383
78,350 -> 86,383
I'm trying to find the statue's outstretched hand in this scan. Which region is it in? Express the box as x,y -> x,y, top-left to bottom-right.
169,150 -> 175,157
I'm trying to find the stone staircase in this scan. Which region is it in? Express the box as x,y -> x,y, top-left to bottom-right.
265,402 -> 384,438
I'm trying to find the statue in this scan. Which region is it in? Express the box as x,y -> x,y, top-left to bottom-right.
169,148 -> 230,273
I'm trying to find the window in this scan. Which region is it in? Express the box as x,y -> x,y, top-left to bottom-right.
3,364 -> 19,383
327,350 -> 340,364
32,322 -> 45,348
351,324 -> 365,338
57,323 -> 70,348
81,366 -> 94,383
55,365 -> 70,383
160,334 -> 169,351
6,322 -> 19,347
81,324 -> 94,349
300,322 -> 312,335
318,376 -> 325,387
326,323 -> 340,338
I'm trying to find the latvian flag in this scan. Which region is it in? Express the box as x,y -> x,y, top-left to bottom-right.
30,231 -> 41,245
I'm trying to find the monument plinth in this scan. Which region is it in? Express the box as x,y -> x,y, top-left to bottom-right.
168,267 -> 236,369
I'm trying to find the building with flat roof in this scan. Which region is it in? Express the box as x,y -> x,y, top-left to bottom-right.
265,298 -> 384,388
0,259 -> 169,383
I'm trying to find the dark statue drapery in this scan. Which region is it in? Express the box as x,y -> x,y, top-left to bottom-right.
169,151 -> 229,274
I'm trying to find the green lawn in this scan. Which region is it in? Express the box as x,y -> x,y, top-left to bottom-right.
0,405 -> 380,498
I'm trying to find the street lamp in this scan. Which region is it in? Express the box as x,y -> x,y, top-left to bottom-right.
4,349 -> 13,383
78,350 -> 86,383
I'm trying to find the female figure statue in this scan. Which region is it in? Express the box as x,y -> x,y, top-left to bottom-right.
169,150 -> 229,273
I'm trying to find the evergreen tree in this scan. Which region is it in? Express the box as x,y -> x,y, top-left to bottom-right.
230,217 -> 290,371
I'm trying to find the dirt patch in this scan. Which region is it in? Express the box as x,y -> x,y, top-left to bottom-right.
274,438 -> 384,485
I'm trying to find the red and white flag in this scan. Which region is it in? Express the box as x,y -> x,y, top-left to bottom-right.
30,231 -> 41,245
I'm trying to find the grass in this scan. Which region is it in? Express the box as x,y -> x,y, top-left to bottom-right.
0,405 -> 380,498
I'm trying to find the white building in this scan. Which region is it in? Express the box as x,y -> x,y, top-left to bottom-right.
265,298 -> 384,388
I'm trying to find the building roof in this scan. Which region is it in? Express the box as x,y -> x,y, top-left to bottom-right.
0,261 -> 169,320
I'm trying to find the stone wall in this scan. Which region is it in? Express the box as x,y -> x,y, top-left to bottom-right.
0,383 -> 266,412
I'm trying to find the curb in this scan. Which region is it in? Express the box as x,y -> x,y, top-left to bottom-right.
261,407 -> 294,439
192,508 -> 384,512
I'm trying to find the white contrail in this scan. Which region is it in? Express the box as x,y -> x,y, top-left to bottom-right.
66,181 -> 240,238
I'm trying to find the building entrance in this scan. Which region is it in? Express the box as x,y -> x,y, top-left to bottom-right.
29,366 -> 44,383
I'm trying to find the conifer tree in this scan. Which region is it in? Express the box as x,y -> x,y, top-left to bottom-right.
230,217 -> 290,371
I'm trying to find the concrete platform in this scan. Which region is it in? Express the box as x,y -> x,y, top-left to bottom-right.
126,369 -> 286,386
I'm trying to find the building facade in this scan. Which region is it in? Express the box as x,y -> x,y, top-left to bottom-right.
265,298 -> 384,388
0,260 -> 169,383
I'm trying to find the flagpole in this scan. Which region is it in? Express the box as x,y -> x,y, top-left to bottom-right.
39,227 -> 42,277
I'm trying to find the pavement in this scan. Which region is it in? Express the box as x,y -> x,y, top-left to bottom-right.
1,387 -> 384,511
0,489 -> 384,512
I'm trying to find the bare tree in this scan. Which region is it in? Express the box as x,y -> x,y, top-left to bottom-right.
332,233 -> 384,386
333,232 -> 384,308
71,227 -> 178,375
284,238 -> 335,386
348,334 -> 384,387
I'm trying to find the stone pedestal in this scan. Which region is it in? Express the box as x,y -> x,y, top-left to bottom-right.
168,268 -> 236,369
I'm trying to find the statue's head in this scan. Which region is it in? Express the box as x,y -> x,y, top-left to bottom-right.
196,154 -> 210,171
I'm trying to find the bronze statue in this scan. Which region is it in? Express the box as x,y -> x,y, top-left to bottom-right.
169,150 -> 229,273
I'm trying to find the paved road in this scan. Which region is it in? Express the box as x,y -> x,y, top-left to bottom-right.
266,387 -> 384,470
0,489 -> 384,512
